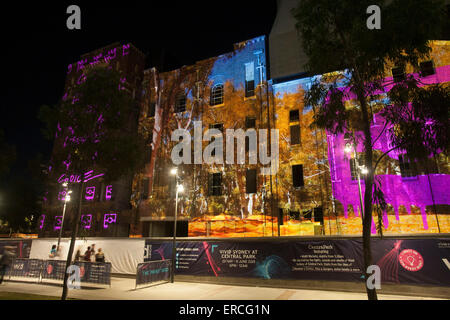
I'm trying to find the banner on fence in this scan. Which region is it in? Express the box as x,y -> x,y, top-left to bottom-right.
144,238 -> 450,286
41,260 -> 67,280
8,259 -> 42,278
136,260 -> 171,287
74,261 -> 112,285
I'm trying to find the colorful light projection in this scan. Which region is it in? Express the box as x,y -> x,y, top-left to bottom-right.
38,215 -> 46,230
57,170 -> 104,184
105,185 -> 113,200
103,213 -> 118,229
327,116 -> 450,234
54,216 -> 63,230
81,214 -> 93,229
66,43 -> 131,76
84,186 -> 96,201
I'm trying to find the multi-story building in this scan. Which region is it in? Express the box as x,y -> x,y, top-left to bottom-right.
39,4 -> 449,239
38,42 -> 146,238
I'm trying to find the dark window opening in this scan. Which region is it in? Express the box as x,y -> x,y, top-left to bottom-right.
292,164 -> 304,188
350,158 -> 359,180
208,172 -> 222,196
420,60 -> 435,77
289,109 -> 300,122
290,125 -> 300,145
246,169 -> 257,194
245,80 -> 255,97
392,67 -> 405,82
142,178 -> 149,199
399,154 -> 417,178
210,84 -> 224,106
245,116 -> 256,129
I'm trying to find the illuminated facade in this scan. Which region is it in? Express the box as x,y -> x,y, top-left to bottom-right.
39,34 -> 449,238
39,42 -> 146,237
134,39 -> 449,237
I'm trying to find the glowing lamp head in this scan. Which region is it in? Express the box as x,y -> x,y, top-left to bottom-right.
170,168 -> 178,176
360,166 -> 369,175
65,195 -> 71,202
177,184 -> 184,193
62,182 -> 68,187
344,143 -> 352,154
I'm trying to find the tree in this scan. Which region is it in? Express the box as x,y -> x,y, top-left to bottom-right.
293,0 -> 448,299
39,65 -> 146,300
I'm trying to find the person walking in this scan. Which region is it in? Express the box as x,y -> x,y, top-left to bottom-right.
0,246 -> 15,284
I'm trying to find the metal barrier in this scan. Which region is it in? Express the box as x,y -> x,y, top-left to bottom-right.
135,259 -> 171,289
6,258 -> 112,287
7,259 -> 42,282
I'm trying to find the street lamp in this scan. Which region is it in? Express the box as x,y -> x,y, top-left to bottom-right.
344,137 -> 365,218
170,168 -> 183,283
57,184 -> 72,252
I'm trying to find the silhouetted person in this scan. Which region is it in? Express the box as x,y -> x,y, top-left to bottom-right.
84,247 -> 91,262
0,246 -> 15,284
95,248 -> 105,263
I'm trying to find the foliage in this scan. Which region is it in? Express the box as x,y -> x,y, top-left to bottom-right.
40,66 -> 146,180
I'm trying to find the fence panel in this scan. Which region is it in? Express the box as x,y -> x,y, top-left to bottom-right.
41,260 -> 67,281
135,259 -> 171,289
7,259 -> 42,281
74,261 -> 112,285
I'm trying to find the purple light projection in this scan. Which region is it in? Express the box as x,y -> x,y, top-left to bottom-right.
325,64 -> 450,233
54,216 -> 63,230
81,214 -> 93,229
327,114 -> 450,233
84,170 -> 105,182
57,190 -> 67,201
66,43 -> 132,78
38,215 -> 46,230
105,185 -> 113,200
85,186 -> 96,201
103,213 -> 117,229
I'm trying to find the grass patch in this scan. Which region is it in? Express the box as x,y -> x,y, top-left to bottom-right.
0,292 -> 78,300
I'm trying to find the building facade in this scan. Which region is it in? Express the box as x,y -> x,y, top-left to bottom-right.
39,19 -> 450,239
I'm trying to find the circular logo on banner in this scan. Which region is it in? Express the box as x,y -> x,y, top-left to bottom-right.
47,264 -> 53,274
399,249 -> 424,272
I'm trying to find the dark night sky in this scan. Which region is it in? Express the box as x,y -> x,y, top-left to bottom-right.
0,1 -> 277,180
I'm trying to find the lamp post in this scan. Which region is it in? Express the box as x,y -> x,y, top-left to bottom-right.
57,183 -> 72,251
344,139 -> 367,218
170,168 -> 183,283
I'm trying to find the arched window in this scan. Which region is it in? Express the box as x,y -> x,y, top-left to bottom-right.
210,84 -> 224,106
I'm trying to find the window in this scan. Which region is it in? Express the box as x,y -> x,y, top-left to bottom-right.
399,154 -> 416,178
292,164 -> 304,188
175,94 -> 186,113
289,110 -> 300,122
290,125 -> 300,145
392,67 -> 405,82
245,117 -> 256,129
245,62 -> 255,97
208,172 -> 222,196
245,80 -> 255,97
148,102 -> 155,118
350,158 -> 359,180
420,60 -> 435,77
210,84 -> 224,106
246,169 -> 257,193
209,124 -> 223,157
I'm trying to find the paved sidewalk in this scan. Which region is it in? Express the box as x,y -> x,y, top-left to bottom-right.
0,277 -> 445,300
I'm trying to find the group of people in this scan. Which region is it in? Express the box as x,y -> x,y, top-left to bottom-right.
74,244 -> 105,263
